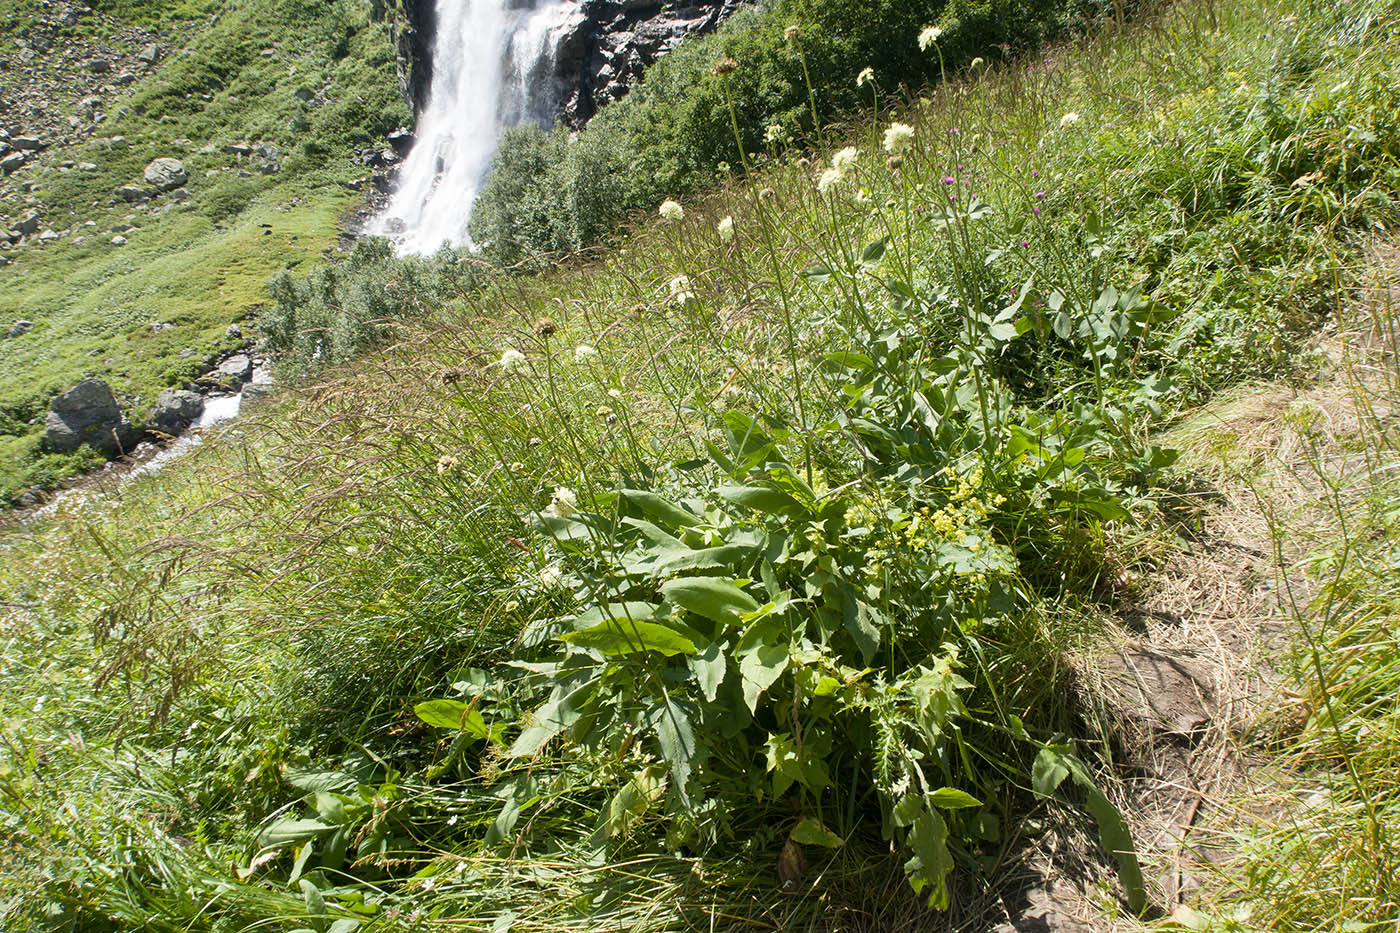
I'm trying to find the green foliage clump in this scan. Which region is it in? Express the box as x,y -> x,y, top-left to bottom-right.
263,238 -> 470,375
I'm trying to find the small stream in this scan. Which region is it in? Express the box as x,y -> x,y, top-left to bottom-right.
25,380 -> 263,522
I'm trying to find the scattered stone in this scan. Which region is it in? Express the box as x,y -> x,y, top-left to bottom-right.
240,382 -> 275,405
1,153 -> 24,175
115,71 -> 137,86
179,347 -> 196,358
44,378 -> 140,455
78,96 -> 104,120
225,323 -> 242,338
88,59 -> 111,74
117,184 -> 152,202
147,388 -> 204,437
6,320 -> 34,338
77,162 -> 97,172
143,157 -> 188,191
110,234 -> 127,245
15,211 -> 40,235
107,135 -> 130,149
137,43 -> 161,65
223,142 -> 253,157
38,230 -> 60,241
11,136 -> 42,151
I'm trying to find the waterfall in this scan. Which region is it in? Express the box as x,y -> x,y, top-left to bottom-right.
373,0 -> 581,254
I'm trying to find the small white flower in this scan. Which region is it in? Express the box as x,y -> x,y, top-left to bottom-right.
831,146 -> 860,173
573,344 -> 598,362
669,274 -> 696,305
918,25 -> 942,50
717,215 -> 735,242
764,122 -> 787,145
1059,111 -> 1081,128
436,454 -> 458,475
548,486 -> 579,518
970,56 -> 985,70
659,199 -> 684,221
856,66 -> 875,88
344,545 -> 362,556
883,122 -> 916,154
607,388 -> 622,399
817,167 -> 842,194
499,348 -> 527,372
538,566 -> 564,588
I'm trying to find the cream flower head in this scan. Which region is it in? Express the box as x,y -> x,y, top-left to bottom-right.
883,122 -> 916,154
659,199 -> 684,221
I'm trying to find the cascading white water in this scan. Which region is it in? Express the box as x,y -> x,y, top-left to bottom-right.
373,0 -> 581,253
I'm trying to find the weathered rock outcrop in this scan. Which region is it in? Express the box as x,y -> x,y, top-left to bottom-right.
44,378 -> 140,455
143,157 -> 187,191
554,0 -> 748,127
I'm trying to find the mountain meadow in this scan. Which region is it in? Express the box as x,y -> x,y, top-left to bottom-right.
3,0 -> 1400,930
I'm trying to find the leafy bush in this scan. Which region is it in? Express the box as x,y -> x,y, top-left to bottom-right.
262,237 -> 470,375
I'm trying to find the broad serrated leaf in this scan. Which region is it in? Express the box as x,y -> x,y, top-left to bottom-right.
688,640 -> 727,702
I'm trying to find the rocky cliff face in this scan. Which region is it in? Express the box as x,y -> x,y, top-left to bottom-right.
392,0 -> 746,126
553,0 -> 748,127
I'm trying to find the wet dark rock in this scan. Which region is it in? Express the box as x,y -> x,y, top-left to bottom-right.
44,378 -> 140,455
147,388 -> 204,437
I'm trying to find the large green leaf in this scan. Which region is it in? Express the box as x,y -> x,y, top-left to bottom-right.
563,619 -> 697,657
413,699 -> 489,738
791,817 -> 844,848
661,577 -> 760,627
738,641 -> 789,713
718,484 -> 809,517
620,489 -> 701,529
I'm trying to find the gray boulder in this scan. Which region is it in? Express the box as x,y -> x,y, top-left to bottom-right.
44,378 -> 140,455
215,354 -> 253,386
147,388 -> 204,436
6,320 -> 33,338
15,211 -> 40,235
137,43 -> 161,64
11,136 -> 42,151
1,153 -> 25,175
117,184 -> 153,202
143,157 -> 188,191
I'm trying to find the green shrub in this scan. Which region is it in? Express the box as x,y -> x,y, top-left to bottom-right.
262,237 -> 469,375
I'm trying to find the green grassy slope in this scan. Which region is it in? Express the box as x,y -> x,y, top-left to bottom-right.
0,0 -> 406,499
3,0 -> 1399,929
